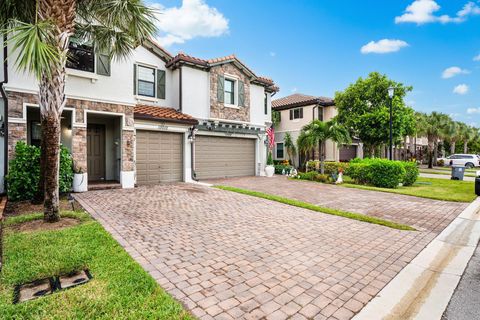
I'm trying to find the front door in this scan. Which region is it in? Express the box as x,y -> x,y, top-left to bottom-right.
87,124 -> 106,181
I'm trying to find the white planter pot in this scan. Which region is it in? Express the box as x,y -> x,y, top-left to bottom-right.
72,173 -> 88,193
265,165 -> 275,177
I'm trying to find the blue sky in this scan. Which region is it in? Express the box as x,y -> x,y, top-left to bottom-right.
149,0 -> 480,126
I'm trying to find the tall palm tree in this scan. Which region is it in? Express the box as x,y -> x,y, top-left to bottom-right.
417,112 -> 450,168
283,132 -> 297,167
460,125 -> 477,153
443,120 -> 461,155
298,120 -> 351,174
1,1 -> 156,222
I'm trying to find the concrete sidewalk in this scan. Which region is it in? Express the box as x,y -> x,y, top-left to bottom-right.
354,197 -> 480,320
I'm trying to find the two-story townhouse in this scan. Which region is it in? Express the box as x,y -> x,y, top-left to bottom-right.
0,38 -> 277,192
272,93 -> 362,168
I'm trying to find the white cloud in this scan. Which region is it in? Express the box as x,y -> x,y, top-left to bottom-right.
152,0 -> 229,47
291,87 -> 298,93
453,84 -> 469,95
474,54 -> 480,61
360,39 -> 409,54
269,52 -> 276,57
395,0 -> 480,25
467,107 -> 480,114
442,66 -> 470,79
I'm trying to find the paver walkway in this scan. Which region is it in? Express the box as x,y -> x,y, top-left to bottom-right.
76,182 -> 466,320
209,176 -> 469,233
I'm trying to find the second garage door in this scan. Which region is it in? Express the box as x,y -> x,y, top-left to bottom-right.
136,130 -> 183,185
195,136 -> 255,180
339,145 -> 357,162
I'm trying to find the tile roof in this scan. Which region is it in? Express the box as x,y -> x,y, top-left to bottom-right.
134,105 -> 198,125
166,53 -> 278,92
272,93 -> 335,110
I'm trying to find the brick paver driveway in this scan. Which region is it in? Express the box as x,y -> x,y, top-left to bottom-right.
76,182 -> 466,320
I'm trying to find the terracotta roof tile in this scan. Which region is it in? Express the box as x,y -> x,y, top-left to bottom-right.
272,93 -> 334,110
134,105 -> 198,125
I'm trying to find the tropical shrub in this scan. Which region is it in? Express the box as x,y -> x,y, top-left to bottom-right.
437,159 -> 445,167
6,142 -> 74,201
400,161 -> 419,186
274,164 -> 293,174
297,171 -> 332,183
307,161 -> 349,175
346,158 -> 406,188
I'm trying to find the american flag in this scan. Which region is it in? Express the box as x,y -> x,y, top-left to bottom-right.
266,126 -> 275,150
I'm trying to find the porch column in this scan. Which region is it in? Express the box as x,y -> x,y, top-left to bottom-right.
71,126 -> 87,173
120,129 -> 135,188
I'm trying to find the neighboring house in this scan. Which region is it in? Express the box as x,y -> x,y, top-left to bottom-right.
272,93 -> 363,167
0,38 -> 277,192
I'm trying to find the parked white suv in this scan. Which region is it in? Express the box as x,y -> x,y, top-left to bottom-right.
438,154 -> 480,168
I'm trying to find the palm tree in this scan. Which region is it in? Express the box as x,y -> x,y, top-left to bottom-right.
443,121 -> 461,155
417,112 -> 450,168
460,125 -> 477,153
283,132 -> 297,167
1,1 -> 156,222
298,120 -> 351,174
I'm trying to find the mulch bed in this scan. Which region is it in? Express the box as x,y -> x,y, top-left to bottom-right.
4,199 -> 80,217
8,218 -> 81,233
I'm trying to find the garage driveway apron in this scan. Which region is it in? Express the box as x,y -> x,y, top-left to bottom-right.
75,182 -> 466,320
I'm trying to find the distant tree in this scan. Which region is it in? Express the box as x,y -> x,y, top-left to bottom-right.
335,72 -> 413,157
417,112 -> 450,168
297,120 -> 351,174
283,132 -> 297,167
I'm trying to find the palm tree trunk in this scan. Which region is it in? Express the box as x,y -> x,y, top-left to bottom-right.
319,141 -> 325,175
433,141 -> 438,166
428,138 -> 434,169
450,141 -> 456,155
43,115 -> 61,222
464,141 -> 468,153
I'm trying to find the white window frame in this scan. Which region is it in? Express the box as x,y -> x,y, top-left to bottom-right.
224,74 -> 239,108
292,108 -> 303,120
276,142 -> 285,160
137,64 -> 156,98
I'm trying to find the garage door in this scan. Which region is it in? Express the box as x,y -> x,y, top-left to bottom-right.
339,145 -> 357,162
136,130 -> 183,185
195,136 -> 255,179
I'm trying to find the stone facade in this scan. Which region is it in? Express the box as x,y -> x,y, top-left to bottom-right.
6,90 -> 135,178
209,63 -> 250,122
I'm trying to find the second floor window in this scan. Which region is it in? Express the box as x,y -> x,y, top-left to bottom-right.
264,93 -> 268,115
289,107 -> 303,120
137,66 -> 156,97
224,79 -> 235,104
67,39 -> 94,73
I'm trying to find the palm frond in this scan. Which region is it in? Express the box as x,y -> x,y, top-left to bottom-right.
4,20 -> 61,79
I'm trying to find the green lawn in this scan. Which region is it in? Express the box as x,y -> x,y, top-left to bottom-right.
0,211 -> 192,320
216,186 -> 415,231
343,177 -> 476,202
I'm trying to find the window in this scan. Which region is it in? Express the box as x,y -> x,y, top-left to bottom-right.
276,142 -> 284,159
66,39 -> 94,73
224,79 -> 235,105
264,93 -> 268,115
30,121 -> 42,147
289,107 -> 303,120
137,66 -> 156,97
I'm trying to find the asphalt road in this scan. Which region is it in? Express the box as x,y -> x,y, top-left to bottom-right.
442,240 -> 480,320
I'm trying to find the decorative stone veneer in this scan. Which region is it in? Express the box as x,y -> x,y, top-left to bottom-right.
6,90 -> 135,175
209,63 -> 250,122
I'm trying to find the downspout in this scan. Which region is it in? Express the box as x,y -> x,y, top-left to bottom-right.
189,126 -> 198,181
1,35 -> 9,195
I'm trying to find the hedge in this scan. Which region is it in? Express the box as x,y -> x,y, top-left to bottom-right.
346,158 -> 418,189
6,142 -> 74,201
306,161 -> 349,175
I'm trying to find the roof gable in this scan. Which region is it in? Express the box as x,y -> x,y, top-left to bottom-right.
272,93 -> 335,110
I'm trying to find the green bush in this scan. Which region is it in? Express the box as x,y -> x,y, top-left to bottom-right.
297,171 -> 331,183
306,161 -> 349,175
6,142 -> 74,201
346,158 -> 407,188
401,161 -> 419,186
274,164 -> 293,174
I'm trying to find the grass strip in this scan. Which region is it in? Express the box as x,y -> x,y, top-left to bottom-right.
215,185 -> 416,231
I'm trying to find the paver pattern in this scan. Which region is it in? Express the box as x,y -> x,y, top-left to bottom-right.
209,176 -> 469,233
76,181 -> 466,320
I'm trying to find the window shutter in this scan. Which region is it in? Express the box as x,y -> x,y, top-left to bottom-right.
156,69 -> 166,99
133,64 -> 137,95
217,75 -> 224,103
290,109 -> 293,120
96,54 -> 111,76
238,80 -> 245,106
300,108 -> 303,119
